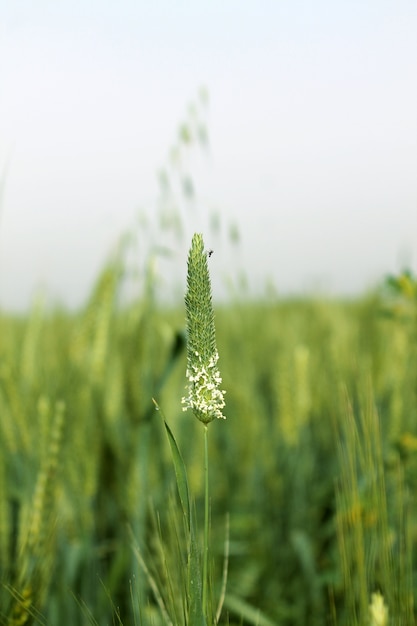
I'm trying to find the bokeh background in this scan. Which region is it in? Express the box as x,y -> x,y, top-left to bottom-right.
1,5 -> 417,624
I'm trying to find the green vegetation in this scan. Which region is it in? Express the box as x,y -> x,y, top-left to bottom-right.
0,251 -> 416,624
1,94 -> 417,624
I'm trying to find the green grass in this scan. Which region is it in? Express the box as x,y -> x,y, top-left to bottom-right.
0,253 -> 416,625
1,92 -> 416,625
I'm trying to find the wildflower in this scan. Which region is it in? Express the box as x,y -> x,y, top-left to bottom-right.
369,591 -> 388,626
182,233 -> 226,424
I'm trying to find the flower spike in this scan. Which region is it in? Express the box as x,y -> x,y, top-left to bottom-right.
182,233 -> 226,424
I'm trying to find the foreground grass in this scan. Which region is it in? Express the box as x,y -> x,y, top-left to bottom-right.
0,260 -> 416,625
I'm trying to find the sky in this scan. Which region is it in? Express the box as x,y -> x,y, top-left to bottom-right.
0,1 -> 416,311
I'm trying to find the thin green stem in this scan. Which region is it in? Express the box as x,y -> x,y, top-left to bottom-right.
202,424 -> 210,620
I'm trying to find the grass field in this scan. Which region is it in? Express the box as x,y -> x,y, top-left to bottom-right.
1,92 -> 415,625
0,232 -> 416,625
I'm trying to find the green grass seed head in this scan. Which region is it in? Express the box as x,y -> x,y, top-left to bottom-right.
182,233 -> 226,424
369,591 -> 389,626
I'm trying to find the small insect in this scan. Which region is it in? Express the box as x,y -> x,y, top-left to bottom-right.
207,249 -> 214,258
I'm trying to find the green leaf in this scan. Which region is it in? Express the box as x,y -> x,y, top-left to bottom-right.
160,412 -> 206,625
162,418 -> 191,531
188,527 -> 206,626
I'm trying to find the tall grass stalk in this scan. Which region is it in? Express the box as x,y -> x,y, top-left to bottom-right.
132,233 -> 224,624
335,383 -> 414,625
182,233 -> 226,623
202,424 -> 209,618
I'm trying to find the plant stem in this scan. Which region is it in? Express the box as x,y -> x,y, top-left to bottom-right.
202,424 -> 210,620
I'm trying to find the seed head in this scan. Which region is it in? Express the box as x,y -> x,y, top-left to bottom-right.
182,233 -> 226,424
369,592 -> 388,626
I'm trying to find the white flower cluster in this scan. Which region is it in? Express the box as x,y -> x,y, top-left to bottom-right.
182,351 -> 226,422
369,592 -> 388,626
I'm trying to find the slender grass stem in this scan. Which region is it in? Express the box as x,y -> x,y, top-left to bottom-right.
202,424 -> 210,620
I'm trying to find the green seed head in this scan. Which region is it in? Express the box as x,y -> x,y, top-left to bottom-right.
182,233 -> 226,424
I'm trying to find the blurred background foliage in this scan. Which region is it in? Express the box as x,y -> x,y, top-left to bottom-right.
1,93 -> 417,625
1,264 -> 417,625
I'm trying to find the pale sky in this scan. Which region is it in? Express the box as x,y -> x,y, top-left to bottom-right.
0,1 -> 416,311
